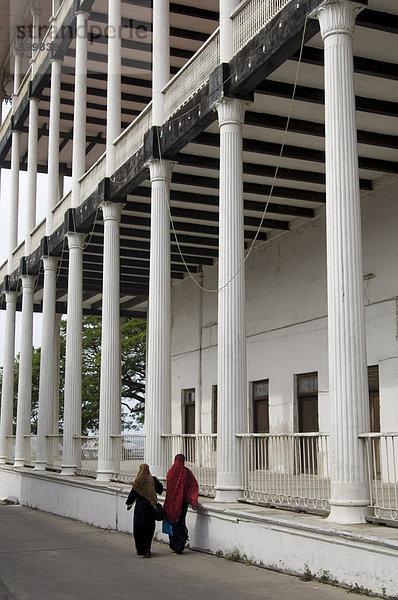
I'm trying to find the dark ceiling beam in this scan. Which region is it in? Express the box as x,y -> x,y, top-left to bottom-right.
175,151 -> 372,191
119,296 -> 147,310
128,184 -> 315,218
120,0 -> 219,21
292,46 -> 397,81
64,48 -> 180,76
245,111 -> 398,150
118,224 -> 267,243
40,93 -> 140,118
122,203 -> 289,231
356,9 -> 398,35
255,79 -> 398,118
89,11 -> 210,43
172,169 -> 327,203
87,233 -> 218,258
195,131 -> 398,175
84,243 -> 214,266
59,127 -> 74,153
60,80 -> 151,105
81,254 -> 198,273
86,31 -> 194,61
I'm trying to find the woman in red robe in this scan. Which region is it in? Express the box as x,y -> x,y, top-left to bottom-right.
163,454 -> 199,554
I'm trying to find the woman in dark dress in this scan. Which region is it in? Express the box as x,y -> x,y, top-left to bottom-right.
163,454 -> 199,554
126,463 -> 163,558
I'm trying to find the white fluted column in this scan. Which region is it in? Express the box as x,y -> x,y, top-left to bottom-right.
62,232 -> 85,474
8,49 -> 23,272
152,0 -> 169,126
71,11 -> 89,207
0,291 -> 18,463
26,95 -> 39,253
145,160 -> 172,479
106,0 -> 121,176
53,313 -> 61,440
35,256 -> 58,469
317,1 -> 370,524
220,0 -> 239,63
215,98 -> 248,502
46,57 -> 62,235
14,276 -> 35,466
97,203 -> 122,481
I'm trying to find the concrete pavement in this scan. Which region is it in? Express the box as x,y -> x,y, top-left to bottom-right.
0,503 -> 377,600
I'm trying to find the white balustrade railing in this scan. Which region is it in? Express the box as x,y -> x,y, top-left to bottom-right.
75,436 -> 99,478
52,191 -> 72,231
111,434 -> 146,483
79,152 -> 106,203
114,104 -> 152,172
163,29 -> 220,122
237,433 -> 330,513
360,433 -> 398,523
232,0 -> 291,54
29,218 -> 46,255
11,240 -> 25,274
162,434 -> 217,497
45,434 -> 63,471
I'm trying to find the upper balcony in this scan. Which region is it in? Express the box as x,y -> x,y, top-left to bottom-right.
0,0 -> 397,316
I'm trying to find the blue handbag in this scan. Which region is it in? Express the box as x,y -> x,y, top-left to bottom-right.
162,517 -> 173,535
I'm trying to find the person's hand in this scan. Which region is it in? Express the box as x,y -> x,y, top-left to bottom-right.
127,505 -> 132,510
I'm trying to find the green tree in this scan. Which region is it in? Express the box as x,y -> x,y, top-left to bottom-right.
0,315 -> 146,435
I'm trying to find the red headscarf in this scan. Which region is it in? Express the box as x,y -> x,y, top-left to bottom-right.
163,454 -> 199,525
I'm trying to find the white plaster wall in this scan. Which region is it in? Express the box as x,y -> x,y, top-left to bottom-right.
170,178 -> 398,433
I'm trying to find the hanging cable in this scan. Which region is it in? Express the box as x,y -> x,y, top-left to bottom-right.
156,14 -> 309,294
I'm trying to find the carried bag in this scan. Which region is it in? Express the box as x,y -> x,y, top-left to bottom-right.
154,502 -> 165,521
162,517 -> 173,535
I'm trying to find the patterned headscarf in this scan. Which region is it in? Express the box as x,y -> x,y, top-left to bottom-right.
131,463 -> 158,509
163,454 -> 199,525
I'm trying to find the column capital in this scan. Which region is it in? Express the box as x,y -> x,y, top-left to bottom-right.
42,255 -> 59,271
100,201 -> 123,221
21,274 -> 36,290
5,291 -> 17,305
215,97 -> 249,127
148,159 -> 173,183
317,1 -> 362,40
75,9 -> 90,18
66,232 -> 86,250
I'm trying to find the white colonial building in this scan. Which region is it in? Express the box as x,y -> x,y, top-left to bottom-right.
0,0 -> 397,595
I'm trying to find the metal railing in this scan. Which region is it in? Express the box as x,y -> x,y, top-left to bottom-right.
75,436 -> 99,478
232,0 -> 291,54
163,29 -> 220,122
237,433 -> 330,513
111,434 -> 146,483
45,434 -> 63,471
360,433 -> 398,523
162,434 -> 217,497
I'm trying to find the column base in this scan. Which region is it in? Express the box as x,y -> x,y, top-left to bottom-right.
34,462 -> 47,471
61,466 -> 77,476
96,471 -> 112,482
214,486 -> 243,503
13,459 -> 25,467
0,457 -> 8,464
327,503 -> 368,524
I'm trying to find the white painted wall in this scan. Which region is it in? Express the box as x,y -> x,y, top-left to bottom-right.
170,177 -> 398,434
